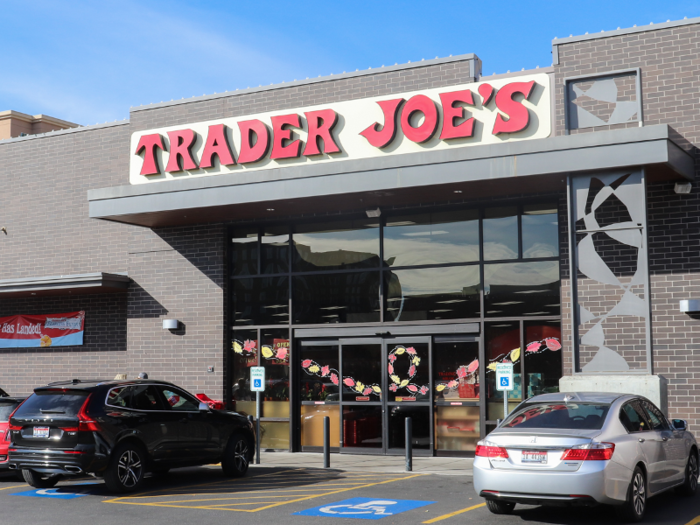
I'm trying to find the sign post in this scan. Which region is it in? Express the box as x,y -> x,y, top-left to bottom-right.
496,363 -> 514,422
250,366 -> 265,465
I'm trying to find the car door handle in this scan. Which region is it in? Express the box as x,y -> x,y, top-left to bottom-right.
661,437 -> 668,441
638,438 -> 645,443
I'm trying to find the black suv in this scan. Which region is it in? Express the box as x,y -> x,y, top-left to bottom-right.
8,379 -> 255,492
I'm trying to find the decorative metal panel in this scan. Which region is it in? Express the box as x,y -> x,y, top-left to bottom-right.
570,171 -> 651,373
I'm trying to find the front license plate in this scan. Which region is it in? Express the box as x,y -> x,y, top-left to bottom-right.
522,450 -> 547,464
33,427 -> 50,438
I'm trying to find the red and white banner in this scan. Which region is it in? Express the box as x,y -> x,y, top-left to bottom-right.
0,311 -> 85,348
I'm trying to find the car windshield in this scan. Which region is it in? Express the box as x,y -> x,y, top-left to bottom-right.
13,390 -> 89,418
0,401 -> 20,422
502,402 -> 610,430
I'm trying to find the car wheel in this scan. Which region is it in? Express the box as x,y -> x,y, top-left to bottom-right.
222,433 -> 251,477
104,442 -> 146,493
486,499 -> 515,515
677,451 -> 699,496
616,466 -> 646,522
22,469 -> 60,489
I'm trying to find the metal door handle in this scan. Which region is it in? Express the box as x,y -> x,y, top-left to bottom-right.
638,438 -> 645,442
662,437 -> 668,441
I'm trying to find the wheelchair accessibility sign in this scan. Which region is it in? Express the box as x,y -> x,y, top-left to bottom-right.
12,484 -> 97,499
293,497 -> 434,520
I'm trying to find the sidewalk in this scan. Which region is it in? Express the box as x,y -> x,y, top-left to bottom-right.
250,451 -> 474,477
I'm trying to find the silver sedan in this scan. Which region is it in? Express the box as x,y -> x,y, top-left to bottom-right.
473,392 -> 698,522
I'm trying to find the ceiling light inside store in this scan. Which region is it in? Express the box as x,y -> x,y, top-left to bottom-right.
514,290 -> 549,294
437,299 -> 467,304
365,208 -> 381,218
524,311 -> 550,315
320,306 -> 347,310
492,301 -> 524,305
263,304 -> 287,308
402,231 -> 448,237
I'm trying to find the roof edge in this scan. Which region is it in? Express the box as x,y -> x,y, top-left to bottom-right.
553,16 -> 700,46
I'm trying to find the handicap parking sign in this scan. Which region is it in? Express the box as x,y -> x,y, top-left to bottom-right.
294,497 -> 434,520
12,484 -> 96,500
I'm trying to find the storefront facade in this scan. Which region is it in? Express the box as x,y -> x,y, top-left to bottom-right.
1,18 -> 698,456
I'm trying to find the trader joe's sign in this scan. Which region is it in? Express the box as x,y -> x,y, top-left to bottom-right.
130,73 -> 551,184
0,311 -> 85,348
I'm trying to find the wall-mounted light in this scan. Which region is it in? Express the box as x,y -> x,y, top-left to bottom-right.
162,319 -> 179,330
674,182 -> 692,194
366,208 -> 381,218
680,300 -> 700,313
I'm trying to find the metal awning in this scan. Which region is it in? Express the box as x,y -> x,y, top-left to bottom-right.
0,272 -> 130,298
88,124 -> 694,228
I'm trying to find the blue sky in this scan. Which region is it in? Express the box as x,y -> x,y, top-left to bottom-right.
2,0 -> 699,125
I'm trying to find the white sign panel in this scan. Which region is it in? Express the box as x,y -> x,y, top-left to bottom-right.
129,73 -> 552,184
496,363 -> 514,391
250,366 -> 265,392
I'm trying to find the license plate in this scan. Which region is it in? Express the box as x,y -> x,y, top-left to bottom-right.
522,450 -> 547,464
33,427 -> 50,438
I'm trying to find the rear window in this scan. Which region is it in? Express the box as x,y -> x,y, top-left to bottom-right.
502,402 -> 610,430
13,391 -> 89,418
0,401 -> 20,422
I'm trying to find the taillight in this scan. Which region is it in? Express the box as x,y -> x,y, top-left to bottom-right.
8,424 -> 21,432
77,394 -> 100,432
561,442 -> 615,461
7,400 -> 26,432
475,441 -> 509,458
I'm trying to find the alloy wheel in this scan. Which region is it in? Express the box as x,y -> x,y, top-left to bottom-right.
234,439 -> 249,471
690,455 -> 698,492
632,470 -> 645,516
117,449 -> 143,488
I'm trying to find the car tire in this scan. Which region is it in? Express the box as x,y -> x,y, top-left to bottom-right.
103,442 -> 147,493
616,466 -> 646,522
22,469 -> 60,489
676,451 -> 699,496
486,499 -> 515,515
221,433 -> 251,477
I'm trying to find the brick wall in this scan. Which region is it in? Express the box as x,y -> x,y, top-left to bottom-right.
555,23 -> 700,425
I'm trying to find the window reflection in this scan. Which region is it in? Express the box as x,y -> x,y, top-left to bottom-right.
261,226 -> 289,274
434,341 -> 480,401
232,329 -> 257,416
232,227 -> 258,276
484,261 -> 560,317
300,345 -> 340,402
385,266 -> 480,321
233,277 -> 289,325
384,210 -> 479,267
522,204 -> 559,258
293,220 -> 380,272
483,207 -> 518,261
485,322 -> 521,421
293,272 -> 380,324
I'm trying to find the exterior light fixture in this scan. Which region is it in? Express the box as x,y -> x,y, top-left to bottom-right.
366,208 -> 381,218
680,300 -> 700,313
162,319 -> 179,330
674,182 -> 692,194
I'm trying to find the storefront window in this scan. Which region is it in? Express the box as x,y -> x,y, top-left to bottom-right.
385,266 -> 480,321
383,210 -> 479,267
388,406 -> 430,450
292,220 -> 380,272
261,329 -> 290,417
387,342 -> 429,402
522,204 -> 559,258
231,329 -> 257,416
524,321 -> 562,397
261,225 -> 289,274
233,277 -> 289,325
483,207 -> 518,261
433,340 -> 480,401
300,344 -> 339,402
232,227 -> 258,276
342,406 -> 382,448
484,261 -> 560,317
292,272 -> 381,324
342,343 -> 382,402
485,322 -> 522,421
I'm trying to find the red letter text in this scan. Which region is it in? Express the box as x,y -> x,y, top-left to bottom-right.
303,109 -> 340,156
401,95 -> 439,143
439,90 -> 475,140
199,124 -> 236,168
135,134 -> 165,175
492,81 -> 536,135
270,114 -> 303,160
359,99 -> 404,148
237,120 -> 270,164
165,129 -> 198,172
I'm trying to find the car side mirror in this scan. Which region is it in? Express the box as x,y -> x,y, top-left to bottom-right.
198,402 -> 210,412
672,419 -> 688,431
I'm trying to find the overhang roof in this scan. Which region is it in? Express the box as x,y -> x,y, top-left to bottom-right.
88,125 -> 694,228
0,272 -> 130,298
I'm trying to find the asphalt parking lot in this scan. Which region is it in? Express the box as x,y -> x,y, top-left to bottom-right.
2,464 -> 700,525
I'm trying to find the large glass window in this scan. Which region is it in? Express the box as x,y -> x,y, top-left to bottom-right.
484,261 -> 560,317
293,272 -> 381,324
522,204 -> 559,258
385,266 -> 480,321
524,321 -> 562,397
233,277 -> 289,325
384,210 -> 479,267
485,322 -> 522,421
261,329 -> 290,417
483,207 -> 518,261
261,225 -> 289,274
300,344 -> 340,402
232,227 -> 259,276
293,220 -> 380,272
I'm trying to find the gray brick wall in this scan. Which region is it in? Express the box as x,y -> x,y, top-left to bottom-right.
555,23 -> 700,426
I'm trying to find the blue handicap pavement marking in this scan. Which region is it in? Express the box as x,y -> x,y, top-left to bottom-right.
12,483 -> 98,500
293,497 -> 435,520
